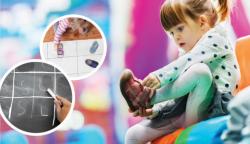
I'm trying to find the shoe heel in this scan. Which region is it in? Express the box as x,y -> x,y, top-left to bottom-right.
120,69 -> 137,112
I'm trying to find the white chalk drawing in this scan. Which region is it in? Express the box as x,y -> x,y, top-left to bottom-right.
52,67 -> 57,126
3,70 -> 57,121
40,105 -> 49,117
8,69 -> 15,120
0,61 -> 74,135
17,100 -> 27,117
15,72 -> 62,74
38,78 -> 47,92
31,72 -> 35,118
0,62 -> 73,133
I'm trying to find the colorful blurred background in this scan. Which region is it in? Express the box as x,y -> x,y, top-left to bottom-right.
0,0 -> 250,144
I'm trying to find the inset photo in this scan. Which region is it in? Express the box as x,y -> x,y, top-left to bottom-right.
0,60 -> 75,136
40,14 -> 107,80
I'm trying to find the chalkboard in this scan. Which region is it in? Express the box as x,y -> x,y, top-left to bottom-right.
0,62 -> 72,133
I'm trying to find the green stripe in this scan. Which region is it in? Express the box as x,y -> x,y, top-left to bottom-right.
175,126 -> 195,144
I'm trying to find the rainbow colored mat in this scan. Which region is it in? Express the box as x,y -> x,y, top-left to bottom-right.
153,116 -> 229,144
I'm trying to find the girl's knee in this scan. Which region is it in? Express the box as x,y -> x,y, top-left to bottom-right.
125,126 -> 135,139
125,125 -> 141,143
125,124 -> 152,144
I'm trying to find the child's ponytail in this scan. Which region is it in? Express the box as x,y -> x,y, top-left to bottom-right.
217,0 -> 233,22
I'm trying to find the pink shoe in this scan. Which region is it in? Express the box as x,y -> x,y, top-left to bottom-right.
120,69 -> 155,112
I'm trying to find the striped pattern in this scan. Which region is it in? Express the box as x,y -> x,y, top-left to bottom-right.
54,19 -> 69,44
153,116 -> 228,144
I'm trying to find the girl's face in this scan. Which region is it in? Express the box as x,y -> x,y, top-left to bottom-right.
167,19 -> 208,52
68,18 -> 90,35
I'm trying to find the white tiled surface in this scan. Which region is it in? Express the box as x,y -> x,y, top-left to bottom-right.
67,73 -> 79,78
47,41 -> 78,59
49,57 -> 78,75
43,38 -> 104,79
43,43 -> 48,58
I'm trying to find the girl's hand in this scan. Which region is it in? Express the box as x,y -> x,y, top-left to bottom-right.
142,73 -> 160,89
54,96 -> 71,122
128,108 -> 153,117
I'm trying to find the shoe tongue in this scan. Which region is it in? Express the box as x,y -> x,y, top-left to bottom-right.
131,83 -> 141,94
125,79 -> 141,96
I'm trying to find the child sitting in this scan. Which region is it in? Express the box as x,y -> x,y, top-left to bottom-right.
120,0 -> 240,143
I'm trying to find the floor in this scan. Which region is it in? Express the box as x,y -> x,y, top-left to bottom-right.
42,39 -> 104,79
43,22 -> 102,42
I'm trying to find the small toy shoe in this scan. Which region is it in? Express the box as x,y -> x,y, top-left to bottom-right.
57,43 -> 64,58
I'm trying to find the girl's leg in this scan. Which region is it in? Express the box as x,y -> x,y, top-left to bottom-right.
53,22 -> 59,33
125,124 -> 167,144
151,63 -> 213,125
125,113 -> 185,144
184,64 -> 214,125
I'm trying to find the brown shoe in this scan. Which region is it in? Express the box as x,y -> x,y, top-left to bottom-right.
120,69 -> 155,112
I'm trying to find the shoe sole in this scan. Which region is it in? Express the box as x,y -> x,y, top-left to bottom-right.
120,69 -> 137,112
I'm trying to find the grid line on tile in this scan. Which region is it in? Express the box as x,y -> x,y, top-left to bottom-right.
76,40 -> 79,74
45,54 -> 103,59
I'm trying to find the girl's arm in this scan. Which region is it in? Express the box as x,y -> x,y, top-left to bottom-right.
152,33 -> 232,87
54,19 -> 69,44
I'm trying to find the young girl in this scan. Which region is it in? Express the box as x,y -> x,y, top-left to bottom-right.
120,0 -> 240,143
53,18 -> 91,57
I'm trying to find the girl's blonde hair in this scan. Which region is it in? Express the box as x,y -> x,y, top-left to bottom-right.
160,0 -> 232,31
68,18 -> 91,34
68,18 -> 84,31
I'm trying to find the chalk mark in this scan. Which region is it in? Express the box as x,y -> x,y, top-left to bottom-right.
8,69 -> 15,119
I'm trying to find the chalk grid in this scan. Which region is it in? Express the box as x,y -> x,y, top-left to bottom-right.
0,65 -> 62,126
